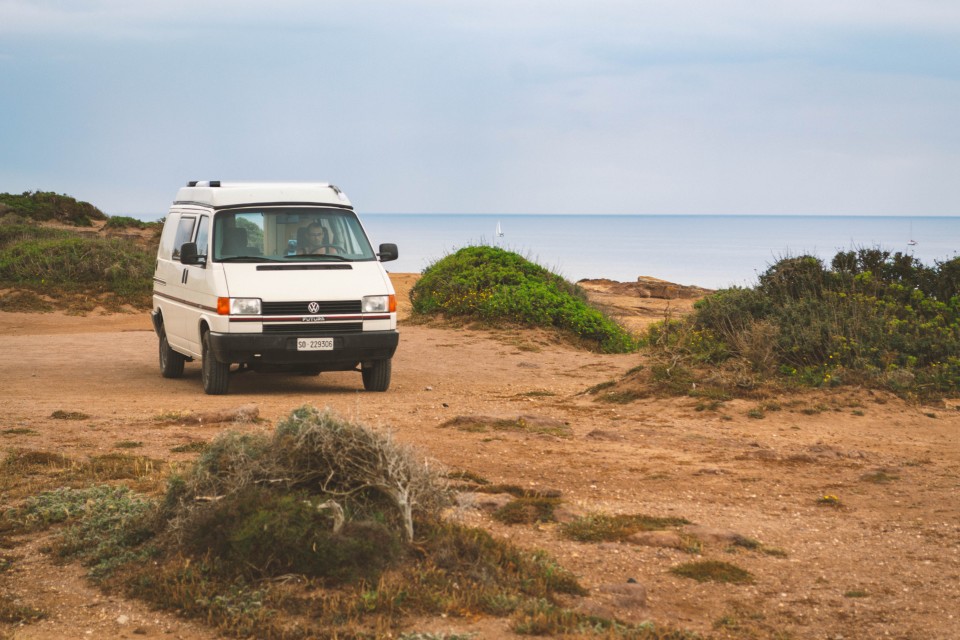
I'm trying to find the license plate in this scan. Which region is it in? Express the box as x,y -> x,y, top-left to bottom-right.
297,337 -> 334,351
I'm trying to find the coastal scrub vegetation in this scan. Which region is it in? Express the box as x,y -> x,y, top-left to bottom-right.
3,406 -> 698,639
642,249 -> 960,400
0,224 -> 155,310
410,246 -> 638,353
0,191 -> 107,227
0,191 -> 161,311
103,215 -> 150,230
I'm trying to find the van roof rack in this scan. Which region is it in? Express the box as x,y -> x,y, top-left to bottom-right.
175,182 -> 352,209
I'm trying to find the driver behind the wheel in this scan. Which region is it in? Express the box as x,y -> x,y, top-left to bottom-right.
297,221 -> 339,255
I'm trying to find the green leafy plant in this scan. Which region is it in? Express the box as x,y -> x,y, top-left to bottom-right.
644,249 -> 960,399
816,494 -> 842,508
104,215 -> 148,230
410,246 -> 638,353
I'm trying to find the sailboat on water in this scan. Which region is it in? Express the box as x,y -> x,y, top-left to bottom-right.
496,221 -> 504,238
908,220 -> 918,246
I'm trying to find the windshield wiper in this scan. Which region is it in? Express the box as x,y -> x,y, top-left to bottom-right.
287,254 -> 350,262
218,256 -> 286,263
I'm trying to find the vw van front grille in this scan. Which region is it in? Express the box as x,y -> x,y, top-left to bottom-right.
262,300 -> 361,315
262,322 -> 363,334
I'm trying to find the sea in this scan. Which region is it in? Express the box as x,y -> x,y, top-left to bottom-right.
360,214 -> 959,290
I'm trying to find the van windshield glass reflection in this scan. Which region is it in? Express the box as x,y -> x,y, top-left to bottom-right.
212,208 -> 376,262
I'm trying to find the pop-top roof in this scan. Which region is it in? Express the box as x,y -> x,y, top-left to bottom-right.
174,181 -> 352,209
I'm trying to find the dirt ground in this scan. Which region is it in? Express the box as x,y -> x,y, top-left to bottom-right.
1,274 -> 958,639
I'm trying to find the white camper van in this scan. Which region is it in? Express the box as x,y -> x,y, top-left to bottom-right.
151,181 -> 399,395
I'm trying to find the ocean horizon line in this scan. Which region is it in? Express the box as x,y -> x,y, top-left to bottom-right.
366,212 -> 958,218
127,211 -> 958,222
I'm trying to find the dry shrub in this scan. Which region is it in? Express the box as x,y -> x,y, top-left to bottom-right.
164,406 -> 451,582
493,497 -> 561,525
728,319 -> 780,375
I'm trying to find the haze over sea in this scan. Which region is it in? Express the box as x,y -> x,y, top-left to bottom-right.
362,214 -> 959,290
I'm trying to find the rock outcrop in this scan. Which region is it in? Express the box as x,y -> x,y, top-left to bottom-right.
578,276 -> 712,300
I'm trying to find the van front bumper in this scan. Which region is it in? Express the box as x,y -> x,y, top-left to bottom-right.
206,330 -> 399,368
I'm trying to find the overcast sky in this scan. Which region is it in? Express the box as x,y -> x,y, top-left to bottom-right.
1,1 -> 959,217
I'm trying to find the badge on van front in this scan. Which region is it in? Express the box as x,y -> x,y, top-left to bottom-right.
302,316 -> 325,322
307,302 -> 321,314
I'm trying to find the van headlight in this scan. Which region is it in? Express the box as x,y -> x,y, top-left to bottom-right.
218,297 -> 262,315
362,295 -> 396,313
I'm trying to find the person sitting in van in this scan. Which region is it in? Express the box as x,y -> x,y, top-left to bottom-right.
297,222 -> 339,255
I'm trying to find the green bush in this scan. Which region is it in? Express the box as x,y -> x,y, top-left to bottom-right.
0,191 -> 106,226
647,248 -> 960,398
179,485 -> 400,582
104,215 -> 148,230
0,232 -> 154,305
410,246 -> 638,353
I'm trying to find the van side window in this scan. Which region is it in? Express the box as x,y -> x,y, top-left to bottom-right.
195,216 -> 210,258
157,214 -> 180,260
171,216 -> 197,260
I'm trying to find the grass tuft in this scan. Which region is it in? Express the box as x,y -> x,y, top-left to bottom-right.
670,560 -> 754,584
170,441 -> 208,454
560,513 -> 690,543
440,415 -> 572,438
493,497 -> 561,525
861,469 -> 900,484
2,427 -> 37,436
50,410 -> 90,420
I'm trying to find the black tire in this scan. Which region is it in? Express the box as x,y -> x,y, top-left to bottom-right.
361,358 -> 392,392
202,331 -> 230,395
159,329 -> 186,379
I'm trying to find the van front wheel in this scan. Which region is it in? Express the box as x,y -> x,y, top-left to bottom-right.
202,332 -> 230,395
361,358 -> 391,392
159,330 -> 185,379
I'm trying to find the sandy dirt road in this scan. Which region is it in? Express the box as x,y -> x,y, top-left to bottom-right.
1,276 -> 959,639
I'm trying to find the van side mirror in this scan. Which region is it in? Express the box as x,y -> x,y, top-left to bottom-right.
377,243 -> 398,262
179,242 -> 204,265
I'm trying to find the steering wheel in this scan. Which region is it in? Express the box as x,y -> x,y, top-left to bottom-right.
306,244 -> 340,255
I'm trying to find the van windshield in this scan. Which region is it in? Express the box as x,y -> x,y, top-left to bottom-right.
213,208 -> 376,262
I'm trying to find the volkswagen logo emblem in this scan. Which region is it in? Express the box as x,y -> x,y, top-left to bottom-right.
307,302 -> 320,314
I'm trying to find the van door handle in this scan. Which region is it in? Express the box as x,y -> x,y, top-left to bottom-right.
181,269 -> 189,284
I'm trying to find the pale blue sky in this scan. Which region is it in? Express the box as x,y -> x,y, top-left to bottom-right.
1,1 -> 958,217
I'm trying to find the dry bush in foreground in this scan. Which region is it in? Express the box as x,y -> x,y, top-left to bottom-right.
169,405 -> 452,546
